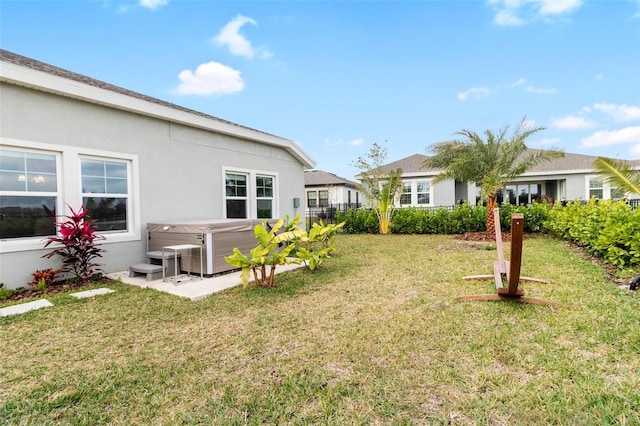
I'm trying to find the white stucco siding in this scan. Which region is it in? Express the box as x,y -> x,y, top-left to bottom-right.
432,179 -> 456,207
0,83 -> 308,288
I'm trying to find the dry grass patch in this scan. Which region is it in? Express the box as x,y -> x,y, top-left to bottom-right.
1,234 -> 639,425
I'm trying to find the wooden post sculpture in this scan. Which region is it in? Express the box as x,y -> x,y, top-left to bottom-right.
459,209 -> 565,307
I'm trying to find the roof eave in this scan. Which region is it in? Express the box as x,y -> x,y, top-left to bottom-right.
0,60 -> 316,169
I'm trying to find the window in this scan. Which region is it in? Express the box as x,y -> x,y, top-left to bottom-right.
319,190 -> 329,207
400,183 -> 412,205
224,169 -> 278,219
416,181 -> 430,205
0,147 -> 58,239
81,158 -> 129,232
396,181 -> 431,206
256,175 -> 273,219
307,191 -> 317,208
588,177 -> 603,199
611,186 -> 626,200
225,173 -> 248,218
1,140 -> 139,253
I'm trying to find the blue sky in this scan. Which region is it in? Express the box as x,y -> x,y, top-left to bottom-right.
2,0 -> 639,180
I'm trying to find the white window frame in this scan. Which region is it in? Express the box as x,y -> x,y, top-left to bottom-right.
416,181 -> 431,205
586,175 -> 605,200
255,174 -> 274,219
0,145 -> 62,242
307,191 -> 317,208
1,138 -> 140,253
397,180 -> 433,207
222,167 -> 279,219
400,183 -> 412,206
80,156 -> 131,234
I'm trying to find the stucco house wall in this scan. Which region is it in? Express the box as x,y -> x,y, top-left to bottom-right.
375,153 -> 639,209
0,50 -> 314,289
304,170 -> 363,210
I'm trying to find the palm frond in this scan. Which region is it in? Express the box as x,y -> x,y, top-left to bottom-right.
593,157 -> 640,196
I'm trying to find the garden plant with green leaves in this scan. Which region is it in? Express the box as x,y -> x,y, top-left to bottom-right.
224,216 -> 344,287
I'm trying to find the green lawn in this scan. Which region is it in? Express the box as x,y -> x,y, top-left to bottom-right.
1,234 -> 639,425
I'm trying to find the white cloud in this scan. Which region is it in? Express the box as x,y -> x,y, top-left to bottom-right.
213,14 -> 272,59
512,78 -> 526,87
593,103 -> 640,122
526,85 -> 556,94
489,0 -> 583,26
494,9 -> 526,26
457,87 -> 490,101
630,143 -> 640,156
350,138 -> 365,147
549,115 -> 596,129
580,126 -> 640,147
537,0 -> 582,15
173,62 -> 244,96
140,0 -> 168,9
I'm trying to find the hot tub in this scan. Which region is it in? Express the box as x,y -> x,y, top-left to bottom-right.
146,219 -> 267,276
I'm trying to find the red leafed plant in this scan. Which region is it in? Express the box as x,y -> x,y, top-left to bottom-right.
30,268 -> 61,290
42,205 -> 106,281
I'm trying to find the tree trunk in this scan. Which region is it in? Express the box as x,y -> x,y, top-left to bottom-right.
379,210 -> 391,234
486,196 -> 497,238
252,267 -> 260,287
269,265 -> 276,287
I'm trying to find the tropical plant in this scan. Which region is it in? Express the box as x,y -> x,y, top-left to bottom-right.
593,157 -> 640,197
224,217 -> 305,287
352,141 -> 403,234
422,118 -> 564,236
30,268 -> 61,290
293,221 -> 345,270
42,205 -> 106,281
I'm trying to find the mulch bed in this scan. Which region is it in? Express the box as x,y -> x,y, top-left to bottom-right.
2,277 -> 112,304
453,231 -> 513,242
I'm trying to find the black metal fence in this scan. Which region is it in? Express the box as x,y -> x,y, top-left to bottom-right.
305,203 -> 361,229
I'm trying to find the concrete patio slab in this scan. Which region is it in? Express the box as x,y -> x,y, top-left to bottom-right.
108,263 -> 304,301
0,299 -> 54,317
70,288 -> 115,299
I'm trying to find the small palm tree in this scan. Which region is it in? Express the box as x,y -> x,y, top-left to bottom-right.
353,141 -> 403,234
423,118 -> 564,235
593,157 -> 640,197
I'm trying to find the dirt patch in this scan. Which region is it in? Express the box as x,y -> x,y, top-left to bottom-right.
453,231 -> 514,242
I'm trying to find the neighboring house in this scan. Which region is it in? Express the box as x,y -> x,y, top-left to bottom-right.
0,50 -> 315,289
304,170 -> 362,214
371,152 -> 640,208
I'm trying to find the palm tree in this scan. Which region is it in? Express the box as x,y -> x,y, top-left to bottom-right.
593,157 -> 640,197
423,118 -> 564,236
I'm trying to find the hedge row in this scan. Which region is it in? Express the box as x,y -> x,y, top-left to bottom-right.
544,199 -> 640,268
335,202 -> 551,235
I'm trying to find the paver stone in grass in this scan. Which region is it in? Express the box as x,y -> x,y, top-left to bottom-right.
70,288 -> 115,299
0,299 -> 54,317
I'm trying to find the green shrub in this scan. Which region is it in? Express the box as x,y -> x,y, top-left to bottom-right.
339,203 -> 549,237
545,199 -> 640,268
336,208 -> 379,234
0,283 -> 13,300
